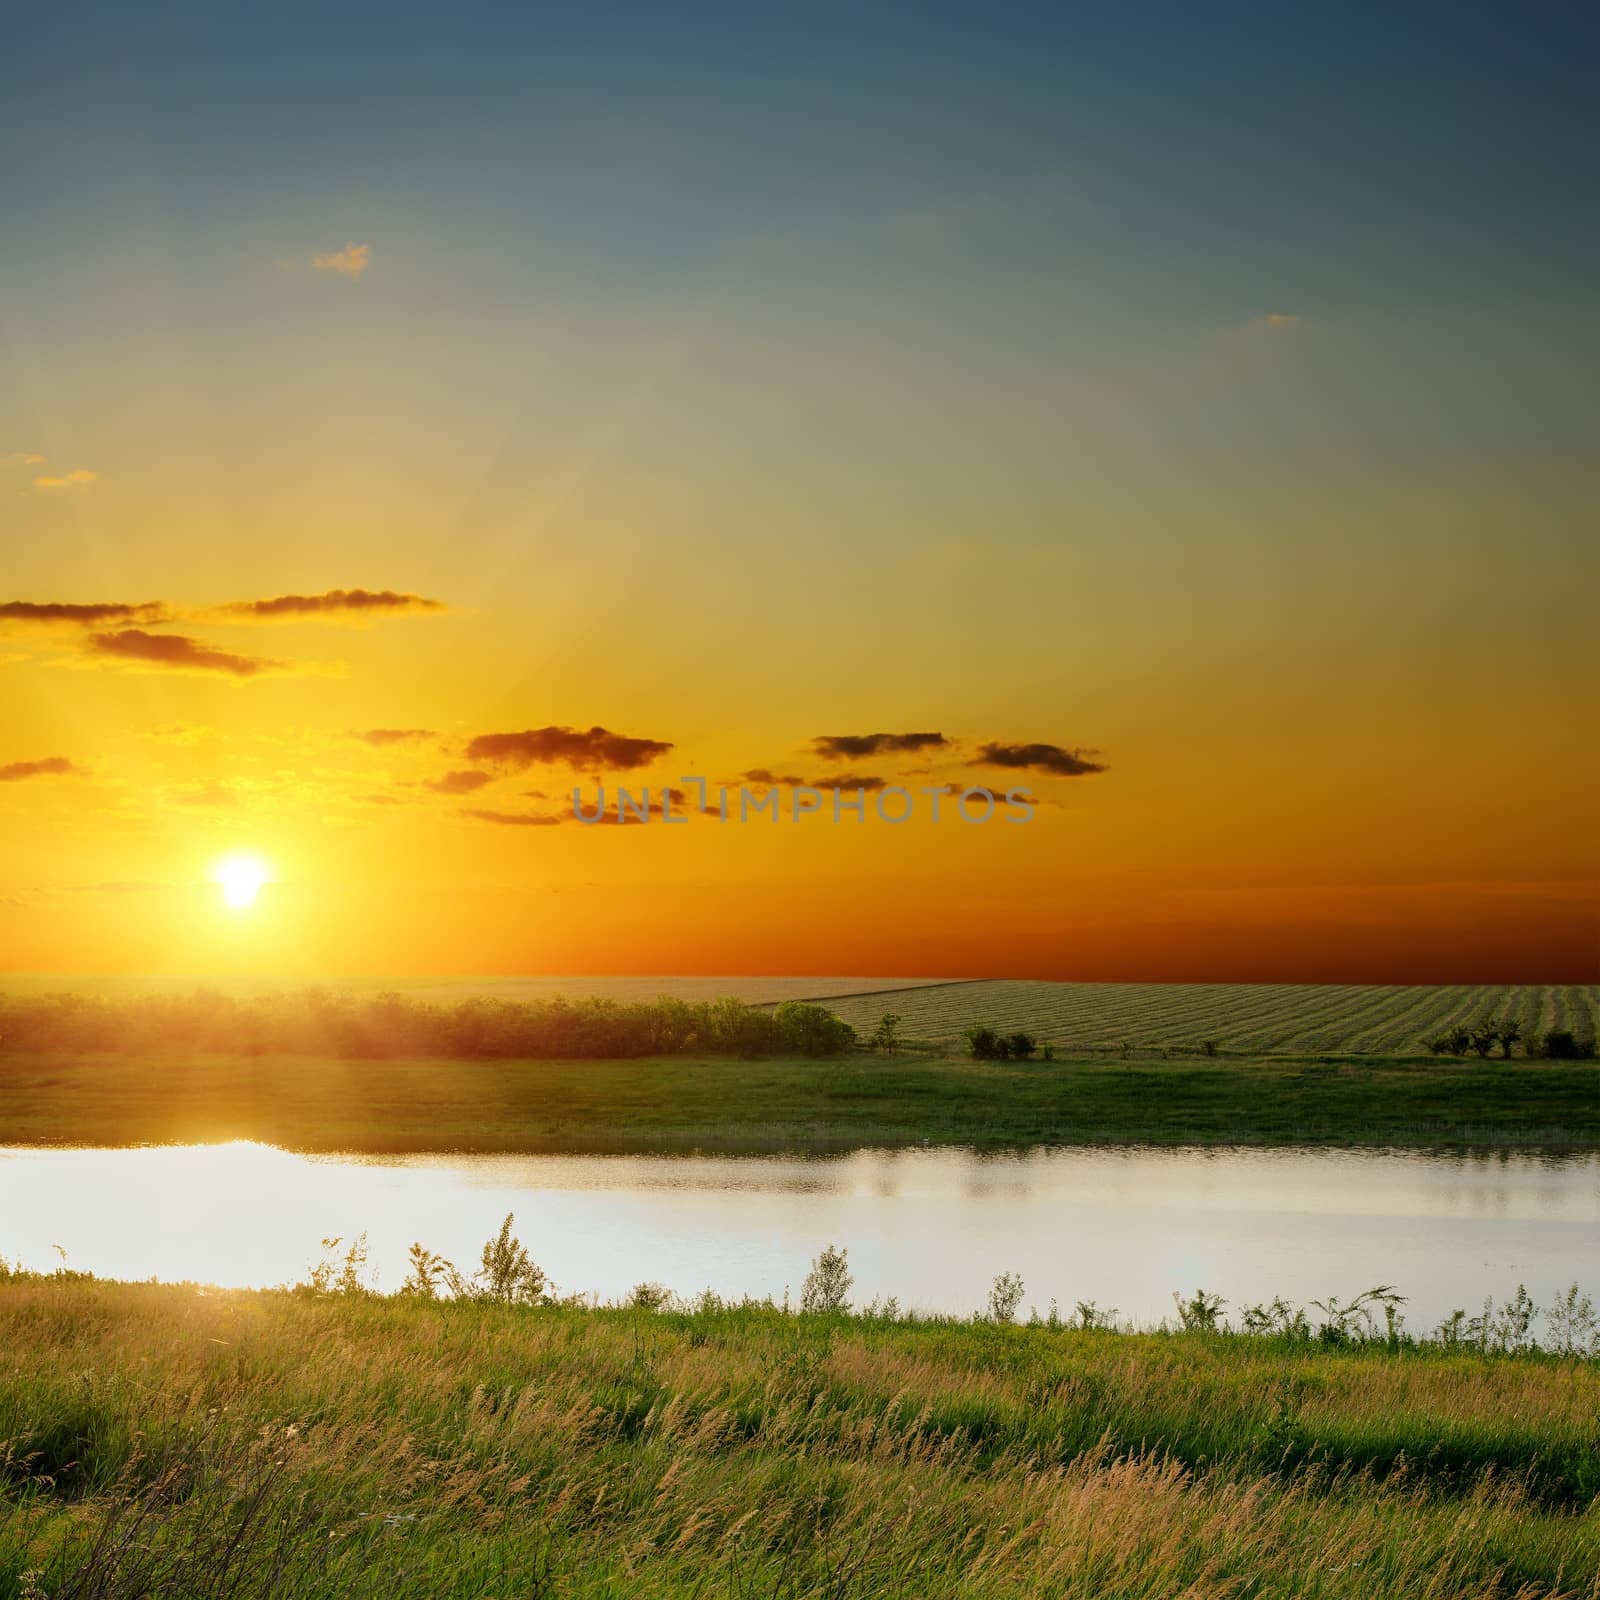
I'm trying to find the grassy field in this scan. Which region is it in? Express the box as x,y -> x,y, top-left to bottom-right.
2,1051 -> 1595,1153
1,1277 -> 1596,1598
822,981 -> 1600,1054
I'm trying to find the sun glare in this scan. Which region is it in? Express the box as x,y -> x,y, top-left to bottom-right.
212,853 -> 272,909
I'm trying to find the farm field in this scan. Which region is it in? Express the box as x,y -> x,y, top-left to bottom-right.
820,981 -> 1600,1056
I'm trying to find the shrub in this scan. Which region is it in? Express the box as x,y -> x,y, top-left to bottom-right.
772,1001 -> 856,1057
964,1025 -> 1005,1060
1172,1289 -> 1227,1332
868,1013 -> 902,1055
987,1271 -> 1025,1324
799,1244 -> 852,1314
1540,1030 -> 1594,1060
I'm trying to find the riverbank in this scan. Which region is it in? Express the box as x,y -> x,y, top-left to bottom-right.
1,1051 -> 1595,1153
1,1277 -> 1594,1597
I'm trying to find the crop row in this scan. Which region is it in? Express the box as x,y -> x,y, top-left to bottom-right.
822,981 -> 1600,1054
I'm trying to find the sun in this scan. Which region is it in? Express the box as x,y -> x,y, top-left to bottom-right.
212,853 -> 272,909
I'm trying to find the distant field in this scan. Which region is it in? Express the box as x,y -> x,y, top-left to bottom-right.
0,973 -> 956,1006
819,981 -> 1600,1055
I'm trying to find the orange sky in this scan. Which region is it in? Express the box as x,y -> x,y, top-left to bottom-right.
3,12 -> 1597,983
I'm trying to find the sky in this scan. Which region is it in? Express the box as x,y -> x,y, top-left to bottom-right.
2,3 -> 1597,981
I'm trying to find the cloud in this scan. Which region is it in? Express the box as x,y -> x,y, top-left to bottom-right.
461,807 -> 562,827
311,242 -> 372,278
0,755 -> 83,782
1,452 -> 46,469
812,732 -> 949,760
358,792 -> 409,806
466,725 -> 673,772
142,723 -> 216,745
740,769 -> 885,792
354,727 -> 436,746
971,741 -> 1107,777
170,780 -> 239,808
423,769 -> 495,795
211,588 -> 444,623
33,469 -> 98,490
0,600 -> 168,627
1258,314 -> 1301,330
85,629 -> 289,678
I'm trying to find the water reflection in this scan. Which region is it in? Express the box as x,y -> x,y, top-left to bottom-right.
1,1142 -> 1593,1327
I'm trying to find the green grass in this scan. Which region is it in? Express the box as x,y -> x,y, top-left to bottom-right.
1,1279 -> 1596,1597
2,1050 -> 1596,1153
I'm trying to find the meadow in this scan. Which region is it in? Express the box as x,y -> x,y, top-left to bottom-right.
3,1050 -> 1596,1154
2,1269 -> 1598,1599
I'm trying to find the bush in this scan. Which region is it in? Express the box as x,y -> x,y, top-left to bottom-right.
1538,1030 -> 1595,1060
799,1244 -> 852,1314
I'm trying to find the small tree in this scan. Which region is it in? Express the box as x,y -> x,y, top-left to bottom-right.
988,1271 -> 1025,1324
1466,1013 -> 1502,1059
1006,1031 -> 1037,1060
474,1213 -> 549,1304
870,1013 -> 903,1055
800,1244 -> 852,1314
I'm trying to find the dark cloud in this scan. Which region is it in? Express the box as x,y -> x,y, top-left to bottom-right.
213,588 -> 445,622
355,728 -> 435,747
358,793 -> 408,805
1,600 -> 169,625
739,769 -> 884,792
461,808 -> 561,827
86,630 -> 286,678
812,732 -> 948,760
466,725 -> 673,771
423,769 -> 495,795
0,756 -> 83,782
971,742 -> 1107,777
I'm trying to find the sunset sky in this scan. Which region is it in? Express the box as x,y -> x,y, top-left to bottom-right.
2,5 -> 1596,981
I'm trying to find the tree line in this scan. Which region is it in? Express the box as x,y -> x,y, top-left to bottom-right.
0,989 -> 856,1059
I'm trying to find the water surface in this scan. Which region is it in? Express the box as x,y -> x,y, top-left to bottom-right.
2,1143 -> 1593,1328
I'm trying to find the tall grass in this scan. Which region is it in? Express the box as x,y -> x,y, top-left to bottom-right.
2,1273 -> 1597,1598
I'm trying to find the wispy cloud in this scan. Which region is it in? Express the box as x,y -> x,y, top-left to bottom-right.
1,600 -> 170,626
0,755 -> 83,782
1257,313 -> 1301,330
812,732 -> 948,760
466,725 -> 673,772
741,769 -> 885,791
85,629 -> 291,679
209,588 -> 444,623
354,727 -> 436,747
423,769 -> 495,795
311,242 -> 372,278
461,807 -> 562,827
169,780 -> 240,808
971,741 -> 1107,777
33,469 -> 99,490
